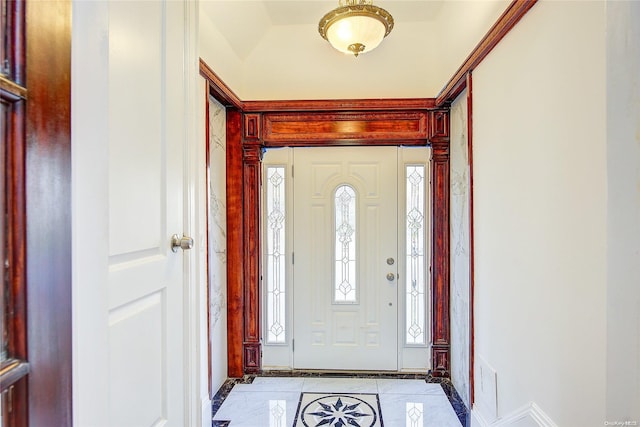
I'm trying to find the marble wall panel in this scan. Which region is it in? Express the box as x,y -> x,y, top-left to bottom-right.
209,96 -> 227,327
209,95 -> 228,391
449,90 -> 471,409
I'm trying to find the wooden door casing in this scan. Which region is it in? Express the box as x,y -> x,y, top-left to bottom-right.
224,105 -> 451,378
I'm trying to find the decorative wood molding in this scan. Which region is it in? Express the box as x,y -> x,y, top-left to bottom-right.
243,113 -> 261,141
429,110 -> 449,140
199,58 -> 243,109
217,102 -> 452,377
431,137 -> 450,377
432,348 -> 449,375
467,72 -> 476,404
225,109 -> 245,378
242,144 -> 263,374
243,344 -> 261,372
0,76 -> 27,99
3,96 -> 27,369
262,111 -> 429,145
205,85 -> 213,398
243,98 -> 436,112
436,0 -> 538,106
25,1 -> 73,424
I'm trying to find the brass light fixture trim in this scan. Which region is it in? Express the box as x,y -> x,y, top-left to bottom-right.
318,0 -> 394,57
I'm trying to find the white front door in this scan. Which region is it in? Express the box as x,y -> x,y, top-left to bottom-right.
293,147 -> 399,370
106,1 -> 186,424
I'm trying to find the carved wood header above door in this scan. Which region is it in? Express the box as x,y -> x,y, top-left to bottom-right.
242,109 -> 449,147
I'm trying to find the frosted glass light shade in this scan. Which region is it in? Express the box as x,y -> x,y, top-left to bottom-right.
326,15 -> 386,55
319,2 -> 394,57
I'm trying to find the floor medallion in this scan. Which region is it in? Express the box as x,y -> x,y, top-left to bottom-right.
294,392 -> 383,427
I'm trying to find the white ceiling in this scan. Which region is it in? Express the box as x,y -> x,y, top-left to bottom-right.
199,0 -> 510,100
262,1 -> 446,25
201,1 -> 446,60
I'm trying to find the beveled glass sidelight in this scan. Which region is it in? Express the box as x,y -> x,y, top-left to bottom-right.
406,166 -> 426,345
334,185 -> 357,303
265,167 -> 286,343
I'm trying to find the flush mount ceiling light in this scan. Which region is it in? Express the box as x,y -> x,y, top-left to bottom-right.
318,0 -> 394,57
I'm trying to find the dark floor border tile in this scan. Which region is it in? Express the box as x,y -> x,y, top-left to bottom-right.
259,369 -> 429,379
426,374 -> 469,426
211,376 -> 255,424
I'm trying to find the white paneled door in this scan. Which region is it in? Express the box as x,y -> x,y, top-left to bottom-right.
106,1 -> 185,425
293,147 -> 399,370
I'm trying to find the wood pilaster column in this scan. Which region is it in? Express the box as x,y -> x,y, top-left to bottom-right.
226,109 -> 244,377
429,110 -> 451,377
242,114 -> 263,373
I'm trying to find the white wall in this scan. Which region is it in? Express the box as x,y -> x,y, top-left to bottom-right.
450,89 -> 471,409
472,1 -> 607,425
435,0 -> 509,93
199,7 -> 244,97
605,0 -> 640,422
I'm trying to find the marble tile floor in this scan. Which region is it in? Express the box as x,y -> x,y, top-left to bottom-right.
212,376 -> 465,426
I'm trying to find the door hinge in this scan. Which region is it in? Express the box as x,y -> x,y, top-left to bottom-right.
291,165 -> 294,178
292,252 -> 294,265
292,339 -> 295,352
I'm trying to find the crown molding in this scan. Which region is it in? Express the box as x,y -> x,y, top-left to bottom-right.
199,58 -> 243,109
436,0 -> 538,107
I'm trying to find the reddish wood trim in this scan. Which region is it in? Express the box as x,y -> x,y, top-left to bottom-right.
243,344 -> 261,372
236,109 -> 451,377
226,108 -> 245,378
436,0 -> 538,106
1,3 -> 28,425
429,110 -> 449,140
2,0 -> 25,85
431,135 -> 450,377
244,113 -> 261,141
25,0 -> 72,424
0,360 -> 29,388
3,93 -> 27,368
242,142 -> 262,374
466,72 -> 476,404
262,111 -> 429,145
243,98 -> 436,112
0,77 -> 27,99
1,376 -> 27,426
199,58 -> 243,110
204,83 -> 213,397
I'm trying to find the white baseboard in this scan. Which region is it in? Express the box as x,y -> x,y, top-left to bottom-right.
472,402 -> 557,427
201,397 -> 212,427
